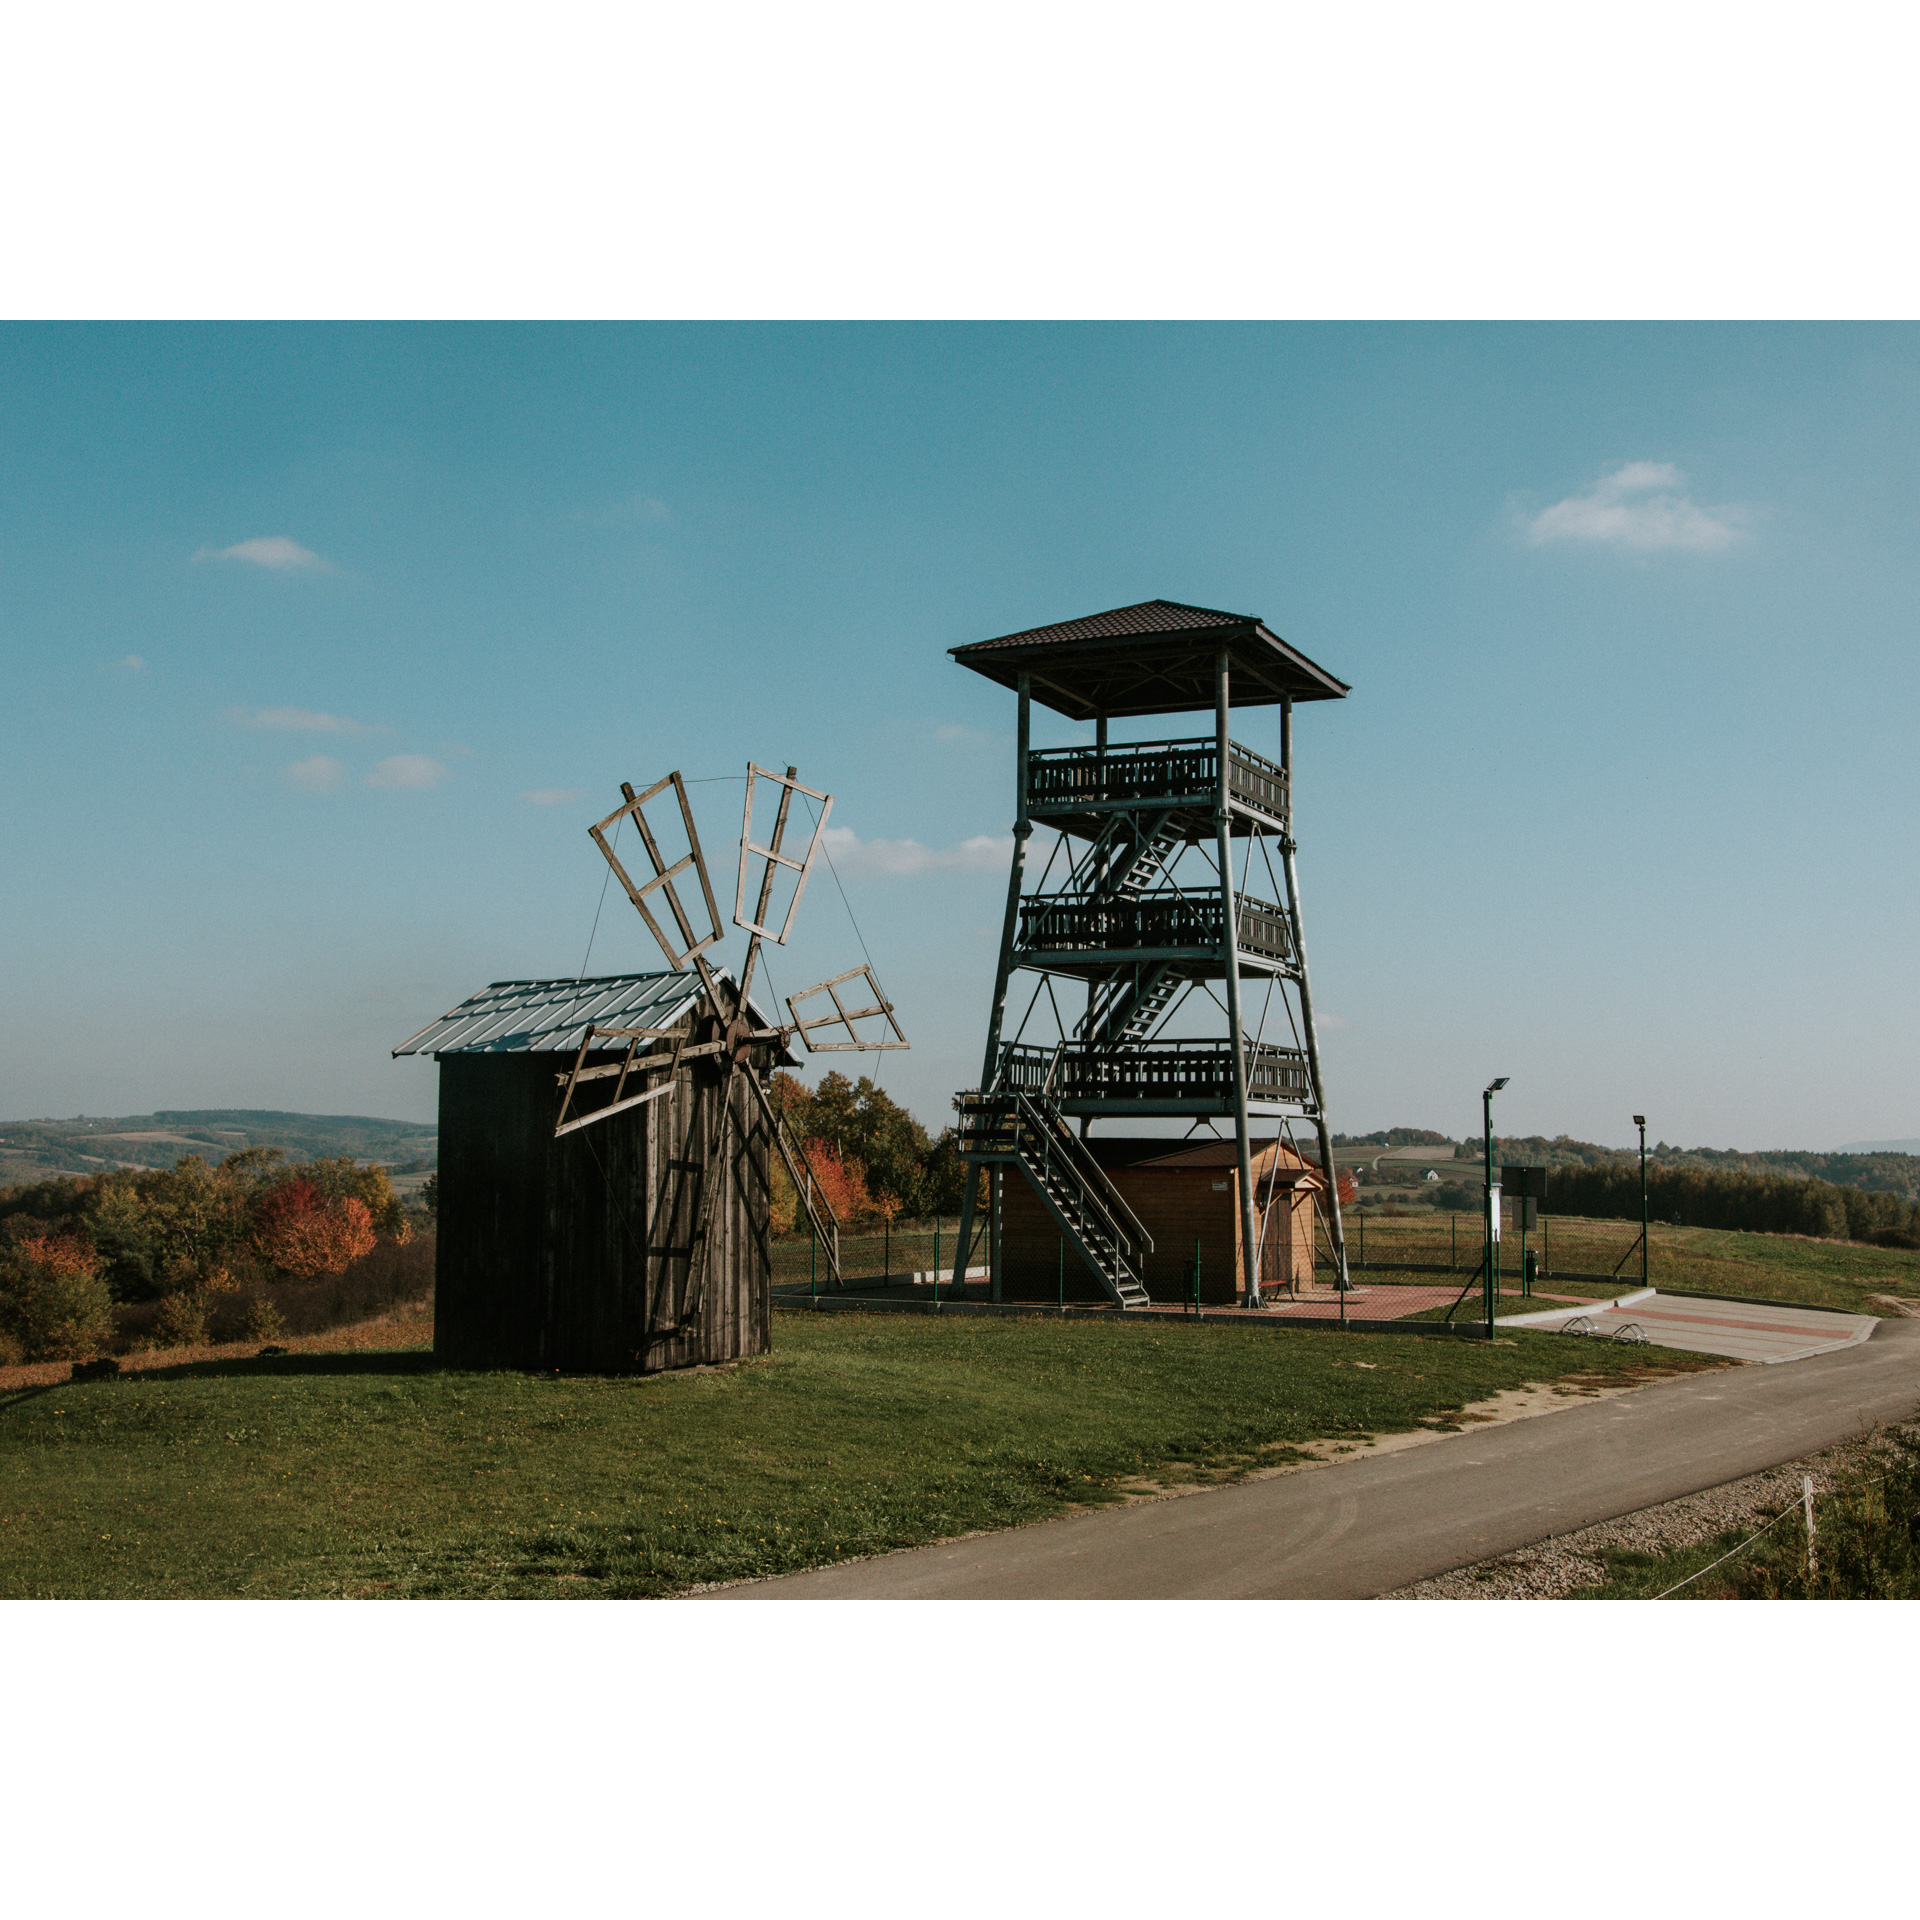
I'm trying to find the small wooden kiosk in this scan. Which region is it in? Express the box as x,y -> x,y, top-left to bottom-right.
394,970 -> 791,1373
994,1136 -> 1323,1305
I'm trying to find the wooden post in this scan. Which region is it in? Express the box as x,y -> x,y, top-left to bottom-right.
990,1165 -> 1003,1304
1215,648 -> 1264,1309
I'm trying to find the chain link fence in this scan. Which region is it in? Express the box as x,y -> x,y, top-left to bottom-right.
771,1216 -> 966,1291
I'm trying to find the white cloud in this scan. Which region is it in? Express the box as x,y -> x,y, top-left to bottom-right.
819,826 -> 1012,878
232,704 -> 381,735
196,535 -> 330,572
1523,462 -> 1747,552
935,724 -> 986,742
119,654 -> 144,672
523,787 -> 583,806
284,754 -> 343,793
368,754 -> 449,790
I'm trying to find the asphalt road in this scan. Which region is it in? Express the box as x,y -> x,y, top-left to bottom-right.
703,1318 -> 1920,1600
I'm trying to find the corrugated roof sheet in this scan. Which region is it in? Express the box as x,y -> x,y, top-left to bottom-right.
961,599 -> 1250,652
391,970 -> 768,1057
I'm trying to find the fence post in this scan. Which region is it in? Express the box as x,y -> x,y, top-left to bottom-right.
1058,1236 -> 1064,1313
934,1217 -> 941,1306
1451,1212 -> 1456,1270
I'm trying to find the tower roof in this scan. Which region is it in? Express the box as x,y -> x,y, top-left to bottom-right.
950,599 -> 1349,719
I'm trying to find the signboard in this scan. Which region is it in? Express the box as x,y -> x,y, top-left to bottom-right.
1487,1182 -> 1501,1242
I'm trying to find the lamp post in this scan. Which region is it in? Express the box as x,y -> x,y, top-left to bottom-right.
1483,1077 -> 1508,1336
1633,1115 -> 1648,1290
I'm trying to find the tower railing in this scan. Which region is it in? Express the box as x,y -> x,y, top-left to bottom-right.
1017,889 -> 1294,965
1025,736 -> 1289,826
995,1039 -> 1313,1107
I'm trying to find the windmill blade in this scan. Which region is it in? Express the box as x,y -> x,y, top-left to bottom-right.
736,762 -> 832,945
786,963 -> 910,1052
589,772 -> 725,970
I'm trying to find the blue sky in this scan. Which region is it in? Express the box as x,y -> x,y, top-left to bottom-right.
4,322 -> 1917,1150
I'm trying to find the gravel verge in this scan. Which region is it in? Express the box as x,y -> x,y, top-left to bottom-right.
1386,1421 -> 1917,1598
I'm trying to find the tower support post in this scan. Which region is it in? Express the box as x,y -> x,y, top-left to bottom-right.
953,673 -> 1032,1290
1279,693 -> 1351,1294
1215,649 -> 1264,1309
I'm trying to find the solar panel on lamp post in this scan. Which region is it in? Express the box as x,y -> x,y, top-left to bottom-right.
1484,1078 -> 1508,1336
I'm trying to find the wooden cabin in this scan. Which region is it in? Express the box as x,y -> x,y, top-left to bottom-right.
393,970 -> 791,1373
995,1137 -> 1324,1305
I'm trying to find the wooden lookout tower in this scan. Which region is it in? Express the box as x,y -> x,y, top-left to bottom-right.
946,599 -> 1352,1308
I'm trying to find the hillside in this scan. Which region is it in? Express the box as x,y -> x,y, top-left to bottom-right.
1333,1126 -> 1920,1204
0,1110 -> 437,1184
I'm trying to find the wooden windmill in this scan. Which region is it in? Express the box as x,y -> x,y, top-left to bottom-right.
395,760 -> 908,1375
554,762 -> 908,1295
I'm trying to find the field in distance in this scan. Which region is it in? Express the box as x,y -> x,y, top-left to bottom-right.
0,1110 -> 437,1185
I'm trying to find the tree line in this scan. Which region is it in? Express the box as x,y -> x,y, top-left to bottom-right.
0,1150 -> 415,1363
766,1072 -> 968,1231
1429,1160 -> 1920,1248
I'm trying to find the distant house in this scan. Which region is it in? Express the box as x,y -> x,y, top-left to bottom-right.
995,1136 -> 1325,1305
1424,1168 -> 1441,1182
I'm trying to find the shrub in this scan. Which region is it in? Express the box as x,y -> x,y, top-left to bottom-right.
269,1232 -> 435,1336
150,1290 -> 209,1349
0,1234 -> 117,1361
254,1179 -> 378,1279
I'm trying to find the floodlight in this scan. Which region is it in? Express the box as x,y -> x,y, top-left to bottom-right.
1632,1114 -> 1646,1128
1485,1077 -> 1509,1094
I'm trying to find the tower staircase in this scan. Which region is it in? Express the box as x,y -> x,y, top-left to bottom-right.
956,1085 -> 1154,1308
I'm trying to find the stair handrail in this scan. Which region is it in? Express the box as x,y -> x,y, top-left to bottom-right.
1012,1088 -> 1154,1261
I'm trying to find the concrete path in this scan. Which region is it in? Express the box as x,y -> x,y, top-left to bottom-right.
1498,1289 -> 1878,1364
701,1318 -> 1920,1600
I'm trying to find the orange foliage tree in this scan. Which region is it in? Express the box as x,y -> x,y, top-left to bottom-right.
798,1139 -> 881,1225
252,1177 -> 378,1279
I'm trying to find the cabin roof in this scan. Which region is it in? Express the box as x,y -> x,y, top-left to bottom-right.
950,599 -> 1349,720
391,969 -> 781,1058
1068,1135 -> 1325,1186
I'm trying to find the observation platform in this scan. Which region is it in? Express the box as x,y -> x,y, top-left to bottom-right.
1026,737 -> 1289,840
1017,888 -> 1295,976
981,1040 -> 1315,1118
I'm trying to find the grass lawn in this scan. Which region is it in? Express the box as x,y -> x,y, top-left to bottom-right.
0,1309 -> 1719,1599
1339,1213 -> 1920,1317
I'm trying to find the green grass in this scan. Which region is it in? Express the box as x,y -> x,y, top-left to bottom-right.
1337,1213 -> 1920,1316
0,1311 -> 1719,1599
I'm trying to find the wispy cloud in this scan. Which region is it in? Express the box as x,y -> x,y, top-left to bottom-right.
820,826 -> 1011,878
368,755 -> 449,790
232,704 -> 383,736
196,535 -> 331,572
935,724 -> 987,742
119,654 -> 144,673
523,787 -> 583,806
1523,462 -> 1747,552
284,754 -> 343,793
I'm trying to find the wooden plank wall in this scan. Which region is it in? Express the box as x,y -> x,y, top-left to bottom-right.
435,1034 -> 773,1372
997,1165 -> 1318,1305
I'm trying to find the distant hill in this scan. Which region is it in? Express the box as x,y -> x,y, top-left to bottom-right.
0,1110 -> 437,1183
1335,1126 -> 1920,1207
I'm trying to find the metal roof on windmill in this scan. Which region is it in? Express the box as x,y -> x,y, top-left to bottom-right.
394,763 -> 908,1375
944,597 -> 1354,1312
